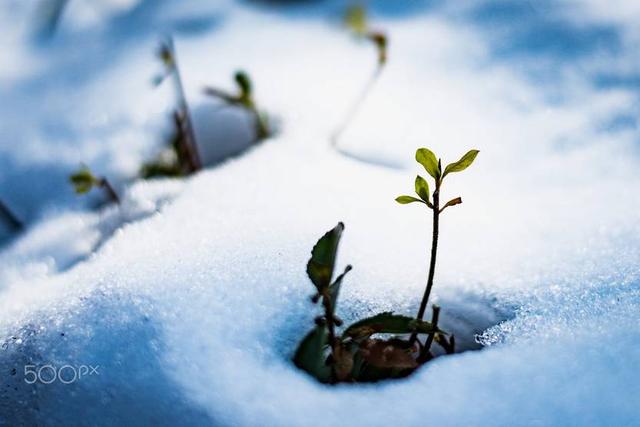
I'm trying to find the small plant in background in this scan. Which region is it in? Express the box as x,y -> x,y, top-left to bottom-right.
396,147 -> 479,358
203,70 -> 272,142
331,4 -> 388,148
0,199 -> 23,231
143,37 -> 202,178
70,166 -> 120,205
343,4 -> 387,66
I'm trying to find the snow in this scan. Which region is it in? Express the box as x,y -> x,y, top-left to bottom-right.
1,1 -> 639,425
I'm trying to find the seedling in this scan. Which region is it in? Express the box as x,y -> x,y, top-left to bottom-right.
70,166 -> 120,205
294,223 -> 442,384
396,147 -> 479,357
331,4 -> 388,148
149,38 -> 202,176
141,112 -> 193,179
203,71 -> 272,142
0,199 -> 22,231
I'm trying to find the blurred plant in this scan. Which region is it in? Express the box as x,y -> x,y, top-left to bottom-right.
70,166 -> 120,205
396,148 -> 479,358
343,4 -> 387,66
35,0 -> 69,38
331,4 -> 388,148
294,223 -> 443,384
203,70 -> 272,142
0,199 -> 23,231
144,37 -> 202,177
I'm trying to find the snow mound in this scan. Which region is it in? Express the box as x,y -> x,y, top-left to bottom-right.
1,1 -> 640,426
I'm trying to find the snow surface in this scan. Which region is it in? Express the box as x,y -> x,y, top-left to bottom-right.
1,1 -> 639,426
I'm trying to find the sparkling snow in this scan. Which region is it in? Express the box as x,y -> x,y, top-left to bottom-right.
0,1 -> 639,426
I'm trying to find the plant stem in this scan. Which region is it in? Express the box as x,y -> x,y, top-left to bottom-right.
418,305 -> 440,362
169,40 -> 202,173
321,290 -> 339,383
330,67 -> 382,148
99,178 -> 120,205
252,108 -> 270,142
0,199 -> 22,230
410,180 -> 440,343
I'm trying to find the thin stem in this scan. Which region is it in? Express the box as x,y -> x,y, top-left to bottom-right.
321,290 -> 339,383
410,179 -> 440,343
418,305 -> 440,362
169,40 -> 202,173
330,66 -> 382,148
99,178 -> 120,205
252,108 -> 270,142
0,199 -> 22,230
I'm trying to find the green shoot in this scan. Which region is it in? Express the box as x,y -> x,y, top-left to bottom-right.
331,4 -> 388,148
0,199 -> 23,231
152,38 -> 202,175
70,166 -> 120,205
203,70 -> 272,142
396,148 -> 479,354
294,223 -> 352,383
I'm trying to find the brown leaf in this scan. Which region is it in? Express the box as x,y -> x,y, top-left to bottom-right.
333,345 -> 354,381
359,339 -> 418,369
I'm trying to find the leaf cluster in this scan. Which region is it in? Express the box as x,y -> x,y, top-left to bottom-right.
294,223 -> 450,384
396,148 -> 479,211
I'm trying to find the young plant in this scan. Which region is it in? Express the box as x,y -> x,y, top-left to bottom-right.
203,71 -> 272,142
396,148 -> 479,357
294,223 -> 442,384
330,4 -> 388,148
294,223 -> 353,383
146,37 -> 202,176
70,166 -> 120,205
0,199 -> 22,231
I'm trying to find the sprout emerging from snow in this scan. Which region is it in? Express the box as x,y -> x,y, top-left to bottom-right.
148,37 -> 202,176
396,148 -> 479,357
331,4 -> 389,149
294,223 -> 445,384
203,70 -> 272,142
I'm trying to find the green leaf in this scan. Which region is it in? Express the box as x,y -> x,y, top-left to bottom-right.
293,326 -> 331,383
234,70 -> 252,99
157,43 -> 174,69
395,196 -> 424,205
344,5 -> 367,35
69,167 -> 97,194
343,313 -> 441,340
306,223 -> 344,291
329,265 -> 352,314
414,175 -> 430,202
415,148 -> 440,179
443,149 -> 479,177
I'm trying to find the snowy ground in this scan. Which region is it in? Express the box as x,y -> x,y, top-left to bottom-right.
1,1 -> 639,426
